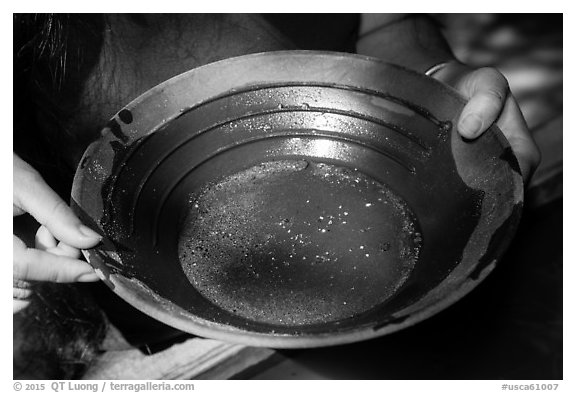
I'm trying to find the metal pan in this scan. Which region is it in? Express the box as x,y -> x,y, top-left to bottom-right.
71,51 -> 523,348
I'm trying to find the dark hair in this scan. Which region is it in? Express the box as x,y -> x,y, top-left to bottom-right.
14,14 -> 108,379
14,283 -> 108,379
14,13 -> 105,194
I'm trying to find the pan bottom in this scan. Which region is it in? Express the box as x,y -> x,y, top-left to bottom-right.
178,160 -> 422,326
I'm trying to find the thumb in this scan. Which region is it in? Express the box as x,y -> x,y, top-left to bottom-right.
455,67 -> 510,139
13,153 -> 102,249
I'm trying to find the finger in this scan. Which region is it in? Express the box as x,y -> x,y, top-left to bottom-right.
35,225 -> 58,251
36,225 -> 83,258
13,299 -> 31,314
14,235 -> 99,283
13,286 -> 34,300
14,154 -> 102,248
52,242 -> 82,259
495,97 -> 541,183
457,68 -> 510,139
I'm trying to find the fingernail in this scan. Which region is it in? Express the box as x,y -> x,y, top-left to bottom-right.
459,114 -> 483,138
79,225 -> 102,240
77,271 -> 100,282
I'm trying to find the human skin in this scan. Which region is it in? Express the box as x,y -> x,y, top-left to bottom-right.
13,14 -> 540,313
356,14 -> 540,182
